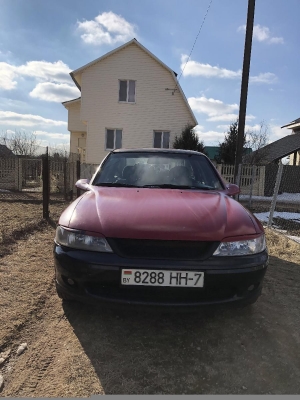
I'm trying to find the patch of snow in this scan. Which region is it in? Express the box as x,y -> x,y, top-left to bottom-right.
287,236 -> 300,244
0,189 -> 11,192
240,192 -> 300,203
16,343 -> 27,356
254,211 -> 300,224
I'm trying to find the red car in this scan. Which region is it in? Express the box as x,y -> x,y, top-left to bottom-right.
54,149 -> 268,307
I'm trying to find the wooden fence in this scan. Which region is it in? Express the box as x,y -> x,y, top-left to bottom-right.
216,164 -> 265,196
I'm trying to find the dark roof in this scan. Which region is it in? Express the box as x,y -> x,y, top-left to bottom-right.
204,146 -> 219,160
281,117 -> 300,129
0,144 -> 15,157
243,133 -> 300,164
204,146 -> 252,160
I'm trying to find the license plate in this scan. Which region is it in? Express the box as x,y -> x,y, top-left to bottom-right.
121,269 -> 204,287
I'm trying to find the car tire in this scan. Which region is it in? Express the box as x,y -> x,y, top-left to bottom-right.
55,282 -> 74,302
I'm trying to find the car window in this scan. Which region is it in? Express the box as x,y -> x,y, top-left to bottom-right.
92,152 -> 223,190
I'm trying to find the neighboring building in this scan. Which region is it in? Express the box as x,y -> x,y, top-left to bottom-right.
0,144 -> 15,157
281,118 -> 300,165
204,146 -> 252,163
203,146 -> 220,162
63,38 -> 197,164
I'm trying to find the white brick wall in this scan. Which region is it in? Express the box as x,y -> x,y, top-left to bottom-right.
70,43 -> 196,164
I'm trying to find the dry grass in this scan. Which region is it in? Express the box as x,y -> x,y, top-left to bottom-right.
0,200 -> 70,257
1,219 -> 300,395
265,228 -> 300,263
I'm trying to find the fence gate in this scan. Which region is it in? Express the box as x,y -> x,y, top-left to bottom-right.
46,153 -> 80,221
21,158 -> 43,192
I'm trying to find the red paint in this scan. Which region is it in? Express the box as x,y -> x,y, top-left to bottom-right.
59,187 -> 262,241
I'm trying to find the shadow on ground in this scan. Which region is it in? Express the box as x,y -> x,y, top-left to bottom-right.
62,256 -> 300,395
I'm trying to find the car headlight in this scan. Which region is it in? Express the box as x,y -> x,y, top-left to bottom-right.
213,234 -> 266,256
55,226 -> 113,252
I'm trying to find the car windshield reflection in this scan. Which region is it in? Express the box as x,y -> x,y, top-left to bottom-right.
92,152 -> 224,190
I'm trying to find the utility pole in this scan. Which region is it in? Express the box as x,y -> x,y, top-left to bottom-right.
234,0 -> 256,182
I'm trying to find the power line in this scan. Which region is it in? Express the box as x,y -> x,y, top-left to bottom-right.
177,0 -> 213,84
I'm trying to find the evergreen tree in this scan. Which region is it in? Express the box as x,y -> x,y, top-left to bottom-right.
216,120 -> 246,164
173,124 -> 206,153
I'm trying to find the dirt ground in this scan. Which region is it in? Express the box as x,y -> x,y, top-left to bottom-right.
0,199 -> 69,257
0,224 -> 300,396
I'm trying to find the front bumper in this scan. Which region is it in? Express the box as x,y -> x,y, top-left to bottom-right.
53,244 -> 268,307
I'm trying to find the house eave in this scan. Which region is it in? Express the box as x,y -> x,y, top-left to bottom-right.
62,97 -> 81,108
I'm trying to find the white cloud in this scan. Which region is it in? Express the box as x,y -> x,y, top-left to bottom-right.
0,62 -> 18,89
269,125 -> 290,141
33,131 -> 69,140
30,82 -> 80,102
208,114 -> 239,122
17,60 -> 72,83
77,11 -> 137,45
195,127 -> 226,145
181,55 -> 241,79
0,111 -> 67,127
181,56 -> 277,84
188,96 -> 257,124
0,60 -> 74,92
249,72 -> 277,84
188,96 -> 239,120
210,114 -> 256,123
217,118 -> 256,131
238,24 -> 284,44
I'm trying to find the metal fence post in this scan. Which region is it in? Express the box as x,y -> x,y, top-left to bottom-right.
42,147 -> 50,220
76,159 -> 81,198
248,164 -> 256,209
235,164 -> 242,201
63,154 -> 67,201
268,163 -> 283,228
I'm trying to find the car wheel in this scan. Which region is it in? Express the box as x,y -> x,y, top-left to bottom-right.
55,282 -> 74,302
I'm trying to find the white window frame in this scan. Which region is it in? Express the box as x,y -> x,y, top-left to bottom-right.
153,131 -> 170,149
118,79 -> 136,103
105,128 -> 123,151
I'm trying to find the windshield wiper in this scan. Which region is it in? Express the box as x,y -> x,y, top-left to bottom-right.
94,182 -> 139,188
141,184 -> 215,190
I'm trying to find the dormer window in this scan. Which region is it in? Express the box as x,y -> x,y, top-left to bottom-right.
119,80 -> 136,103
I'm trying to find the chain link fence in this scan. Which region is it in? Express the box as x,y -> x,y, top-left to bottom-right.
217,163 -> 300,240
0,146 -> 81,256
47,148 -> 80,223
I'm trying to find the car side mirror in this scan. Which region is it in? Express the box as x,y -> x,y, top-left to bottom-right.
75,178 -> 90,191
225,183 -> 240,196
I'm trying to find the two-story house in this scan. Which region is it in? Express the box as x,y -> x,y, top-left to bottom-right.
62,38 -> 197,164
281,117 -> 300,165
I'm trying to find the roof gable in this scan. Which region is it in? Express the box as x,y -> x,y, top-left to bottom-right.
69,39 -> 197,125
0,144 -> 15,157
71,39 -> 177,87
281,117 -> 300,130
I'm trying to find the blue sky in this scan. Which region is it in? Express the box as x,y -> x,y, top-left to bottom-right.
0,0 -> 299,150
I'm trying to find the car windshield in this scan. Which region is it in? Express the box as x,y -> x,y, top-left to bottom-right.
92,152 -> 224,190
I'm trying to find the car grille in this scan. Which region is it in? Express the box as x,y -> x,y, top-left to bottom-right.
107,238 -> 218,260
86,285 -> 236,304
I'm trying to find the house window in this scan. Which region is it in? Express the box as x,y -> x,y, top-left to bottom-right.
154,131 -> 170,148
106,129 -> 122,150
119,80 -> 136,103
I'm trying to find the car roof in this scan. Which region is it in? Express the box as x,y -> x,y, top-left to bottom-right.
112,148 -> 205,156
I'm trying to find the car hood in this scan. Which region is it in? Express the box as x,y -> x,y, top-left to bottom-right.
59,187 -> 262,241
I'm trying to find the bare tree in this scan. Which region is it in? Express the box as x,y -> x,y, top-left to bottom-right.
245,121 -> 269,164
0,130 -> 40,157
